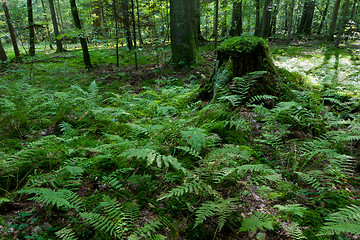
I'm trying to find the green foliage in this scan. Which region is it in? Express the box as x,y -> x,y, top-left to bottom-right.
318,205 -> 360,236
239,211 -> 274,233
218,36 -> 269,54
274,204 -> 307,218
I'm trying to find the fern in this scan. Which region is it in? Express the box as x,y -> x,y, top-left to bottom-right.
158,178 -> 216,200
284,222 -> 307,239
214,164 -> 275,182
239,211 -> 274,233
128,219 -> 165,240
194,198 -> 239,232
176,146 -> 202,160
55,228 -> 78,240
121,148 -> 184,171
17,188 -> 83,210
318,205 -> 360,236
181,127 -> 208,152
274,204 -> 307,218
296,171 -> 324,191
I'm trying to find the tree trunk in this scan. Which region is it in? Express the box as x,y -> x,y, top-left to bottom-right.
261,0 -> 272,38
255,0 -> 261,36
286,0 -> 295,44
220,0 -> 229,36
297,0 -> 316,36
92,0 -> 104,35
40,0 -> 54,50
27,0 -> 35,56
329,0 -> 341,41
70,0 -> 92,69
170,0 -> 198,68
229,1 -> 242,37
121,0 -> 133,50
130,0 -> 138,70
2,0 -> 20,57
214,0 -> 219,48
317,0 -> 330,35
335,0 -> 350,47
0,39 -> 8,62
49,0 -> 65,52
270,0 -> 279,36
135,0 -> 143,45
199,36 -> 285,102
351,0 -> 358,20
194,0 -> 203,47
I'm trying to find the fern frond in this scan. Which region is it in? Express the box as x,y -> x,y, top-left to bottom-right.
194,198 -> 239,231
274,204 -> 307,218
158,179 -> 216,200
176,146 -> 202,160
318,205 -> 360,236
128,219 -> 164,240
215,164 -> 275,182
55,227 -> 78,240
17,188 -> 83,210
181,127 -> 207,152
239,211 -> 274,233
295,172 -> 323,191
284,222 -> 307,239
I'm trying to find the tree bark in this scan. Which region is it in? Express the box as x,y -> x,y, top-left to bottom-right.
2,0 -> 20,57
335,0 -> 350,47
261,0 -> 272,38
49,0 -> 65,52
70,0 -> 92,69
170,0 -> 198,68
135,0 -> 143,45
27,0 -> 35,56
214,0 -> 219,48
0,39 -> 8,62
121,0 -> 133,50
297,0 -> 316,36
229,1 -> 242,37
130,0 -> 138,70
92,0 -> 104,35
329,0 -> 341,41
255,0 -> 261,36
270,0 -> 279,35
40,0 -> 54,50
286,0 -> 295,44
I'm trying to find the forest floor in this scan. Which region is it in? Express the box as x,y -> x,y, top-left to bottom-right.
0,41 -> 359,240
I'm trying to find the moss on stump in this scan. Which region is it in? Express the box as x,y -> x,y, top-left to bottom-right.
199,36 -> 288,102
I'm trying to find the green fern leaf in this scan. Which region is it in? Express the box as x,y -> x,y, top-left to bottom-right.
239,211 -> 274,233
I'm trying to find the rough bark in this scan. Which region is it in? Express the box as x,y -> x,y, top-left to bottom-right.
286,0 -> 295,43
70,0 -> 92,69
261,0 -> 272,38
199,36 -> 284,101
214,0 -> 219,48
297,0 -> 316,36
255,0 -> 261,36
27,0 -> 35,56
49,0 -> 65,52
2,0 -> 20,57
229,1 -> 242,37
329,0 -> 341,41
335,0 -> 350,47
170,0 -> 198,67
0,39 -> 8,62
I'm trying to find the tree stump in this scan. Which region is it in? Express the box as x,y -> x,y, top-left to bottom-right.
199,36 -> 286,102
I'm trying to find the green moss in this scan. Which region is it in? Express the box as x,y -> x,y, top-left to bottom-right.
218,36 -> 269,55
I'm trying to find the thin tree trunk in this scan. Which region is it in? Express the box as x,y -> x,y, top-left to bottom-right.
55,0 -> 64,30
135,0 -> 143,45
214,0 -> 219,48
255,0 -> 261,36
287,0 -> 295,44
335,0 -> 350,47
130,0 -> 137,70
329,0 -> 341,41
0,39 -> 8,61
2,0 -> 20,57
27,0 -> 35,56
317,0 -> 330,35
113,0 -> 119,66
351,0 -> 358,20
40,0 -> 53,50
297,0 -> 316,36
49,0 -> 65,52
270,0 -> 279,35
229,1 -> 242,37
70,0 -> 92,69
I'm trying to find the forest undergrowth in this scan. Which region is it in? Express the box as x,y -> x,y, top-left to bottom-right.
0,42 -> 360,240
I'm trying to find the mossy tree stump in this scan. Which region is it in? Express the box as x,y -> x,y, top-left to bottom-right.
199,36 -> 285,102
